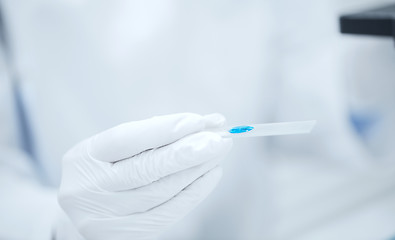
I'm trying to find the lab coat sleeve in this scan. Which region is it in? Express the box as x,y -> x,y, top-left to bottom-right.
0,46 -> 60,239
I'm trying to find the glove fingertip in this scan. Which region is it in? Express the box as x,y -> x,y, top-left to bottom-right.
203,113 -> 226,128
173,113 -> 206,134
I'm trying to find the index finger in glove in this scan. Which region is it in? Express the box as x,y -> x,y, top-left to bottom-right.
88,113 -> 225,162
99,131 -> 232,191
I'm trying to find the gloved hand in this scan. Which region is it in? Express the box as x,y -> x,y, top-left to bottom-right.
58,113 -> 232,240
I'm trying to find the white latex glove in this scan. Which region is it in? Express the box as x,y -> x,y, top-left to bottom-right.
58,113 -> 232,240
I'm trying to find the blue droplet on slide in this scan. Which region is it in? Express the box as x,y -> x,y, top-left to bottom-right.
229,125 -> 254,134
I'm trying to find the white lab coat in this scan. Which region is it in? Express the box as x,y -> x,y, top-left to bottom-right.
1,0 -> 395,239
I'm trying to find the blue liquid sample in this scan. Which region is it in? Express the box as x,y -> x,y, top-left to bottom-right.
229,125 -> 254,134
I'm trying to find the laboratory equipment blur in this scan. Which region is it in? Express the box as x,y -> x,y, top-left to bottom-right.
340,2 -> 395,159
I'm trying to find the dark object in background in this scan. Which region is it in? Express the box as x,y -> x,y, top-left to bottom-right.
339,3 -> 395,39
